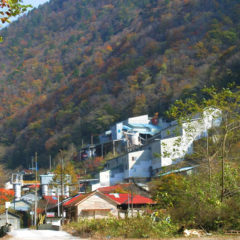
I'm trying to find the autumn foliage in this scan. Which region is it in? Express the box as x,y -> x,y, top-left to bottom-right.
0,0 -> 240,169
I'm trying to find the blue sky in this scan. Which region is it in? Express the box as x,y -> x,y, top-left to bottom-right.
23,0 -> 50,8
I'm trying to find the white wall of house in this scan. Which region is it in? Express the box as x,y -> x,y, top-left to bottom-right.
77,193 -> 118,219
0,213 -> 20,229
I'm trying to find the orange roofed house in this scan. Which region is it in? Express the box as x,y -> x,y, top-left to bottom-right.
63,190 -> 155,221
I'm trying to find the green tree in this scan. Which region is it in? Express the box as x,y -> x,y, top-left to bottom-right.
0,0 -> 31,41
53,149 -> 78,196
151,166 -> 240,230
166,86 -> 240,201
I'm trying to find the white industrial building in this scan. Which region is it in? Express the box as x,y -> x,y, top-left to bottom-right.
92,108 -> 221,190
40,173 -> 71,197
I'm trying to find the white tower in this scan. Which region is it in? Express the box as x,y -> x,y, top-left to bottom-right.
11,173 -> 23,201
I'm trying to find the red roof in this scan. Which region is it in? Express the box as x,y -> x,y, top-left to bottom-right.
63,191 -> 155,208
97,183 -> 131,194
63,193 -> 90,207
43,196 -> 58,205
105,193 -> 155,205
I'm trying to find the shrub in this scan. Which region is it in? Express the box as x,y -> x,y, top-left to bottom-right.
65,216 -> 178,238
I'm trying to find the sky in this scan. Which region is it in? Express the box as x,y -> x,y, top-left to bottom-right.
23,0 -> 50,8
0,0 -> 50,29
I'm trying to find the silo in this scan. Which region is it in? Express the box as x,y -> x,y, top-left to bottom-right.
13,183 -> 21,200
42,184 -> 48,196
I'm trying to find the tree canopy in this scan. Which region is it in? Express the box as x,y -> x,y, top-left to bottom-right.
167,86 -> 240,201
0,0 -> 31,41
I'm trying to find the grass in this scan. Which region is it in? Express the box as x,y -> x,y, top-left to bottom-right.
63,216 -> 179,239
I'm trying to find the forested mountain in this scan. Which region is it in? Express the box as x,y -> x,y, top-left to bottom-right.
0,0 -> 240,168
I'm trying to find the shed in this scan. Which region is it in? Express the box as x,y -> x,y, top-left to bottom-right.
0,212 -> 20,230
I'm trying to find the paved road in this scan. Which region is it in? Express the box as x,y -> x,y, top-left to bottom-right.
7,229 -> 80,240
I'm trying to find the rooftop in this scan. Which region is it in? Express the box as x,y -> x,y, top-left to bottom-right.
106,193 -> 155,205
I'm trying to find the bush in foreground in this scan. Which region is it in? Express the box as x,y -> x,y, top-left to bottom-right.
64,216 -> 178,238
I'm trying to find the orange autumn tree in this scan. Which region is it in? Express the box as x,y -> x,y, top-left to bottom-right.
0,189 -> 14,205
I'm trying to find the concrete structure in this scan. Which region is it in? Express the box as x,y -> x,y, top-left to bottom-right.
92,149 -> 152,190
40,174 -> 55,196
92,108 -> 221,190
0,212 -> 20,230
152,107 -> 221,172
40,173 -> 71,197
11,174 -> 23,201
99,115 -> 166,145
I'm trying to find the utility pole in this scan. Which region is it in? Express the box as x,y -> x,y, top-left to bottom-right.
57,187 -> 60,217
130,180 -> 133,217
101,144 -> 103,158
31,156 -> 34,170
34,152 -> 38,227
113,140 -> 115,156
91,135 -> 93,145
59,149 -> 64,224
49,155 -> 52,172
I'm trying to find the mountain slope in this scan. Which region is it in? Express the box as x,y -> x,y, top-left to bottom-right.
0,0 -> 240,168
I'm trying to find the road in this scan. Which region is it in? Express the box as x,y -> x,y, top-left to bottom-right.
6,229 -> 80,240
6,230 -> 240,240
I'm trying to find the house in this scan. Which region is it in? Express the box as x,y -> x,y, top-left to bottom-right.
63,190 -> 155,221
10,200 -> 31,212
0,212 -> 20,230
63,191 -> 117,221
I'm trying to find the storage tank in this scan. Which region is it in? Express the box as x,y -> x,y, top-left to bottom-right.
130,132 -> 141,146
13,183 -> 21,201
42,184 -> 48,196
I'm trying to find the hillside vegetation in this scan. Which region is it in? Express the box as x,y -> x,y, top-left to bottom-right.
0,0 -> 240,168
